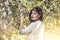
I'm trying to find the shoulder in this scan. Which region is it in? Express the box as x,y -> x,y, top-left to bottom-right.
37,21 -> 44,27
36,21 -> 43,24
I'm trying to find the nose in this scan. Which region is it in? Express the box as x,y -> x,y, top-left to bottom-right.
31,13 -> 34,17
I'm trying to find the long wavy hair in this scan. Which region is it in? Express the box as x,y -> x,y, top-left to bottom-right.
29,7 -> 43,22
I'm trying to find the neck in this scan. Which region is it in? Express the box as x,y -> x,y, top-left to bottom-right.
31,20 -> 40,22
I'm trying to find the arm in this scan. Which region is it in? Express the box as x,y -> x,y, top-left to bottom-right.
20,21 -> 41,34
20,23 -> 37,34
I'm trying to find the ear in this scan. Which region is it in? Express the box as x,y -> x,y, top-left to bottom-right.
39,12 -> 42,17
38,15 -> 41,17
39,12 -> 41,14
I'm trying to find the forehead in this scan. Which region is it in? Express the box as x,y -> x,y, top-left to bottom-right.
32,10 -> 37,13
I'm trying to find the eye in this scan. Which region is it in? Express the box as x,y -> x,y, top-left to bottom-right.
33,12 -> 38,14
32,11 -> 38,15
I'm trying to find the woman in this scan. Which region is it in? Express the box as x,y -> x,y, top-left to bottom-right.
20,7 -> 44,40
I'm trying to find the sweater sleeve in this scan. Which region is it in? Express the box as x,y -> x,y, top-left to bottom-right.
20,21 -> 41,34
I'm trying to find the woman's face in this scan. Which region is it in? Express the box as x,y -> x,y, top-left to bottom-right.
31,11 -> 40,21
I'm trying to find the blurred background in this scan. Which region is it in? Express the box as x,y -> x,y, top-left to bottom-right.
0,0 -> 60,40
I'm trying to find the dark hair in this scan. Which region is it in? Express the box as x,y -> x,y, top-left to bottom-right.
29,7 -> 43,22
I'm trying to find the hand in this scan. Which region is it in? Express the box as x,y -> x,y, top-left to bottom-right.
20,26 -> 25,29
19,28 -> 24,34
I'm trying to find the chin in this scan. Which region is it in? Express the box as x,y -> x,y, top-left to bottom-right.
31,18 -> 35,20
31,19 -> 36,21
31,18 -> 36,21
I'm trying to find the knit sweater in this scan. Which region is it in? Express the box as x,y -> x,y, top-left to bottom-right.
20,20 -> 44,40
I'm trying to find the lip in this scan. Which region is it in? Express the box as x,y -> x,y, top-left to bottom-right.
31,17 -> 34,18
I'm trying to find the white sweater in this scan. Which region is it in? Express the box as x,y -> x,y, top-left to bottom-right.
20,21 -> 44,40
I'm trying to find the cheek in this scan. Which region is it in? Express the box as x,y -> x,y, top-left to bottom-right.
34,16 -> 39,19
31,15 -> 37,18
31,15 -> 39,20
